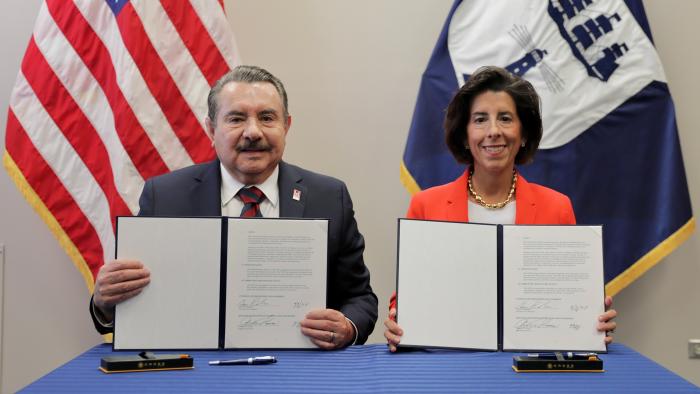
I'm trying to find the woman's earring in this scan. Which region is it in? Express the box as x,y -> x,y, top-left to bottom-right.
521,141 -> 526,147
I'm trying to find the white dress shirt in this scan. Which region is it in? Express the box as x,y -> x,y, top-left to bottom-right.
220,164 -> 280,217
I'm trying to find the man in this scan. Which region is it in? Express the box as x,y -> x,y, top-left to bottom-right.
90,65 -> 378,348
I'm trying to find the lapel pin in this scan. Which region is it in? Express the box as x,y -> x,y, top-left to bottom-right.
292,189 -> 301,201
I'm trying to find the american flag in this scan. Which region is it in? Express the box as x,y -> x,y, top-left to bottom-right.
3,0 -> 238,291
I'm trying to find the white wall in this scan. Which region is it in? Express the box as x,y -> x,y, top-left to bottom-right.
0,1 -> 697,392
614,0 -> 700,383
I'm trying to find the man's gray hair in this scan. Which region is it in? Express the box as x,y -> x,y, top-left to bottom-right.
207,65 -> 289,125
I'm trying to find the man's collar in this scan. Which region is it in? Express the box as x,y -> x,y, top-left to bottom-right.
220,164 -> 280,208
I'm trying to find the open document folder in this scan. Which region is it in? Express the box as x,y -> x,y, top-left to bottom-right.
396,219 -> 606,353
113,216 -> 328,350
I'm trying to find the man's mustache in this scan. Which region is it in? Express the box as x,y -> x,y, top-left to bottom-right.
236,140 -> 271,152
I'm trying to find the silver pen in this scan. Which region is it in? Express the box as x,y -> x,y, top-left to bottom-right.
209,356 -> 277,365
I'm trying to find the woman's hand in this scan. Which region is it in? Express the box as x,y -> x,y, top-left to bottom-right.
384,307 -> 404,352
598,295 -> 617,344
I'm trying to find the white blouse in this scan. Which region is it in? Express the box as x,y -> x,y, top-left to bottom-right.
467,200 -> 516,224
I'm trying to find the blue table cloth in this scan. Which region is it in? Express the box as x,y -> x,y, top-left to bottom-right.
21,343 -> 699,393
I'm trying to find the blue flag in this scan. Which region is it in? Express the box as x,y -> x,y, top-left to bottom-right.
401,0 -> 695,295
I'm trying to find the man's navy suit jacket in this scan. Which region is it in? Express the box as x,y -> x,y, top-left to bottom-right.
91,160 -> 378,344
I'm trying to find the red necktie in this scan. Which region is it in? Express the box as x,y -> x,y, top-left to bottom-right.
237,186 -> 265,217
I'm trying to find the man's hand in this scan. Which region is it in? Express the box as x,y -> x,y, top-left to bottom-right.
300,309 -> 355,350
93,259 -> 150,322
384,307 -> 403,352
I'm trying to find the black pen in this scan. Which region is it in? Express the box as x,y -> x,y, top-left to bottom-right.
527,352 -> 598,360
209,356 -> 277,365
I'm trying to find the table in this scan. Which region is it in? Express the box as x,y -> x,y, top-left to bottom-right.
21,343 -> 699,393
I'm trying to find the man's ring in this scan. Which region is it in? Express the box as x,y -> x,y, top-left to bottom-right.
330,331 -> 335,344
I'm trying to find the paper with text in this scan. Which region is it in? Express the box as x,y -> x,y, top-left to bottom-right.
225,219 -> 328,348
502,225 -> 606,352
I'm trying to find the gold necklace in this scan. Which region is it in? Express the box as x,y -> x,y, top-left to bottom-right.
467,169 -> 517,209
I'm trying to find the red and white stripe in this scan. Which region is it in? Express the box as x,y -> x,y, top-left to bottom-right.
3,0 -> 238,289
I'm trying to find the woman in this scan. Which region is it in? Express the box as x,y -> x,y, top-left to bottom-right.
385,66 -> 617,352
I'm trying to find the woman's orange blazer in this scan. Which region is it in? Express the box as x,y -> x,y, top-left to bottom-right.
406,170 -> 576,224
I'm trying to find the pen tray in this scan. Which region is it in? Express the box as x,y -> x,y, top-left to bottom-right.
100,353 -> 194,373
512,356 -> 603,372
